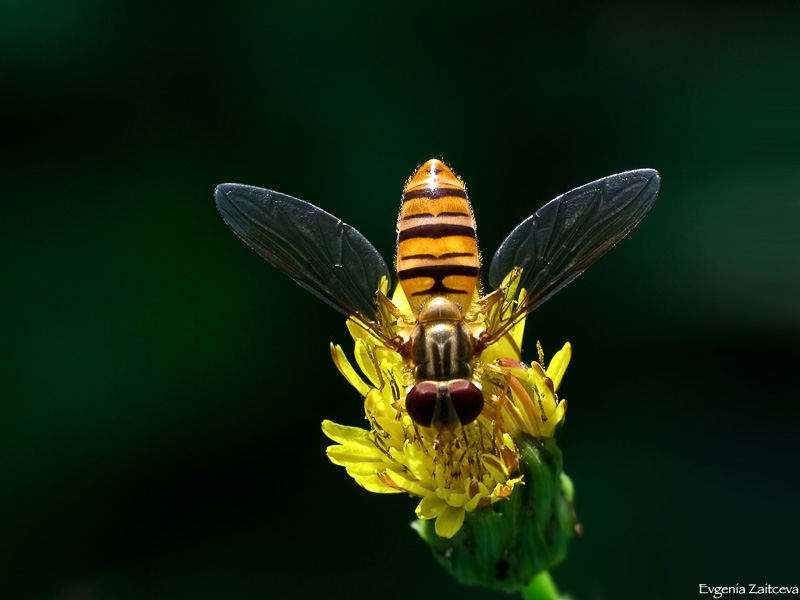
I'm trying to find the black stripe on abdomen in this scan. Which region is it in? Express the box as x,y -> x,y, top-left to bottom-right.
403,187 -> 468,202
403,253 -> 438,260
398,264 -> 479,296
398,265 -> 479,280
402,251 -> 475,261
402,211 -> 471,221
397,224 -> 475,242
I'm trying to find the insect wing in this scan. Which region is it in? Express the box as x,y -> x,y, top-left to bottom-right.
487,169 -> 660,326
215,183 -> 390,322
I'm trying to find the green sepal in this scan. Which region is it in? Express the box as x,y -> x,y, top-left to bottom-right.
412,433 -> 576,593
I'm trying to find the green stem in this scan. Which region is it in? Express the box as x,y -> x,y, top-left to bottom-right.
521,571 -> 562,600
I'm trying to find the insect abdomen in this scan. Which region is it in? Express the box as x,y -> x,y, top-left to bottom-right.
396,159 -> 479,314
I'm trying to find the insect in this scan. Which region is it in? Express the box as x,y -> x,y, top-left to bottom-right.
215,159 -> 660,431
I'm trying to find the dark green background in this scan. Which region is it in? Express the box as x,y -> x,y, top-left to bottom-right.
3,1 -> 799,598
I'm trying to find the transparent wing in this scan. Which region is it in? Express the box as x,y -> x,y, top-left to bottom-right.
485,169 -> 660,342
215,183 -> 390,322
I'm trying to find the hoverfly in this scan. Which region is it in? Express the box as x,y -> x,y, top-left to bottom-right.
215,159 -> 659,431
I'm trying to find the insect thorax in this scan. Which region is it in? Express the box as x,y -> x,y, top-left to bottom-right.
411,319 -> 474,382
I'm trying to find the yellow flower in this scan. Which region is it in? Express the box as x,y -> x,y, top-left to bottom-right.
321,272 -> 571,539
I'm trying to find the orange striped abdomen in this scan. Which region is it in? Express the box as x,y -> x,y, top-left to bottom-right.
396,159 -> 479,315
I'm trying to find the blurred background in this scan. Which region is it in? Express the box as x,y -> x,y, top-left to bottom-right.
2,1 -> 799,598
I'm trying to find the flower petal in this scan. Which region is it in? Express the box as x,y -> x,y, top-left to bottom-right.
546,342 -> 572,391
354,339 -> 381,387
416,493 -> 447,519
481,454 -> 509,481
326,445 -> 385,468
403,440 -> 434,482
390,282 -> 413,317
435,505 -> 466,539
353,473 -> 404,494
440,488 -> 471,508
463,493 -> 483,512
330,344 -> 371,397
383,468 -> 432,497
321,420 -> 373,448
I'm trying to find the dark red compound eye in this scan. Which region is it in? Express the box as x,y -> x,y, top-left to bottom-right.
449,380 -> 484,426
406,382 -> 438,427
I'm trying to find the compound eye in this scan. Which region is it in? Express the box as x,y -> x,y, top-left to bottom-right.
448,380 -> 484,426
406,382 -> 438,427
